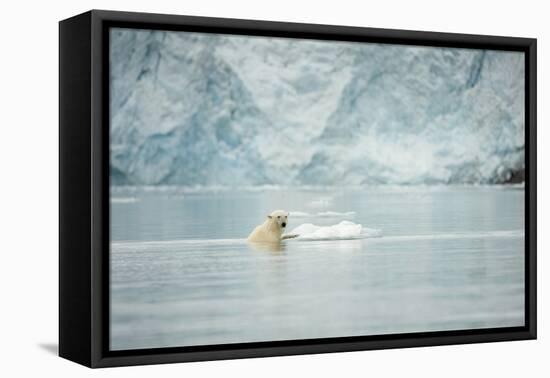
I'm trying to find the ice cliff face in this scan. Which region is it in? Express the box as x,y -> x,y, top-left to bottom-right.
110,28 -> 525,186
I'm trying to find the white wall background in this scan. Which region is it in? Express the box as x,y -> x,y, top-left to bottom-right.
0,0 -> 546,376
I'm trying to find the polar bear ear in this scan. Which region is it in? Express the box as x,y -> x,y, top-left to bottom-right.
267,215 -> 272,219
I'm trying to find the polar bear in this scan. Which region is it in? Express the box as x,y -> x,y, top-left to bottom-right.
247,210 -> 298,243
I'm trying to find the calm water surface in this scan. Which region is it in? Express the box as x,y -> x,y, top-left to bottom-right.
110,186 -> 524,350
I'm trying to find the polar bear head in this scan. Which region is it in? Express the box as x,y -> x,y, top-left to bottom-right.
268,210 -> 289,230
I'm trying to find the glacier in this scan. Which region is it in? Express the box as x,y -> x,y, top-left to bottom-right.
109,28 -> 525,186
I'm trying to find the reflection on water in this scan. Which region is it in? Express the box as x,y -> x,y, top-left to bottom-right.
110,187 -> 525,350
248,241 -> 286,253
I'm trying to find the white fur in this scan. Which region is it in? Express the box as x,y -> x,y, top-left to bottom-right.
247,210 -> 294,243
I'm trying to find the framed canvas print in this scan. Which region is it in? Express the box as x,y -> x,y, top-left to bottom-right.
59,10 -> 537,368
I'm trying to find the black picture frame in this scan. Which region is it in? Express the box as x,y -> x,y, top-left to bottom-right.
59,9 -> 537,368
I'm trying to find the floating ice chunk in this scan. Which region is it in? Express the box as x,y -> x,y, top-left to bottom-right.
317,211 -> 356,217
290,210 -> 356,218
290,221 -> 382,241
290,211 -> 313,217
111,197 -> 139,204
308,197 -> 333,208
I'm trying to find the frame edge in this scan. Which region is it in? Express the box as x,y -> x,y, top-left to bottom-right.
81,9 -> 537,368
59,11 -> 94,368
526,38 -> 537,339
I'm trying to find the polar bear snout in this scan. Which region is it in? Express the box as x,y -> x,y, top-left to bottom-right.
282,222 -> 287,228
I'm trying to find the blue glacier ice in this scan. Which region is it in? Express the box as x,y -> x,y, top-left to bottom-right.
110,28 -> 525,186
